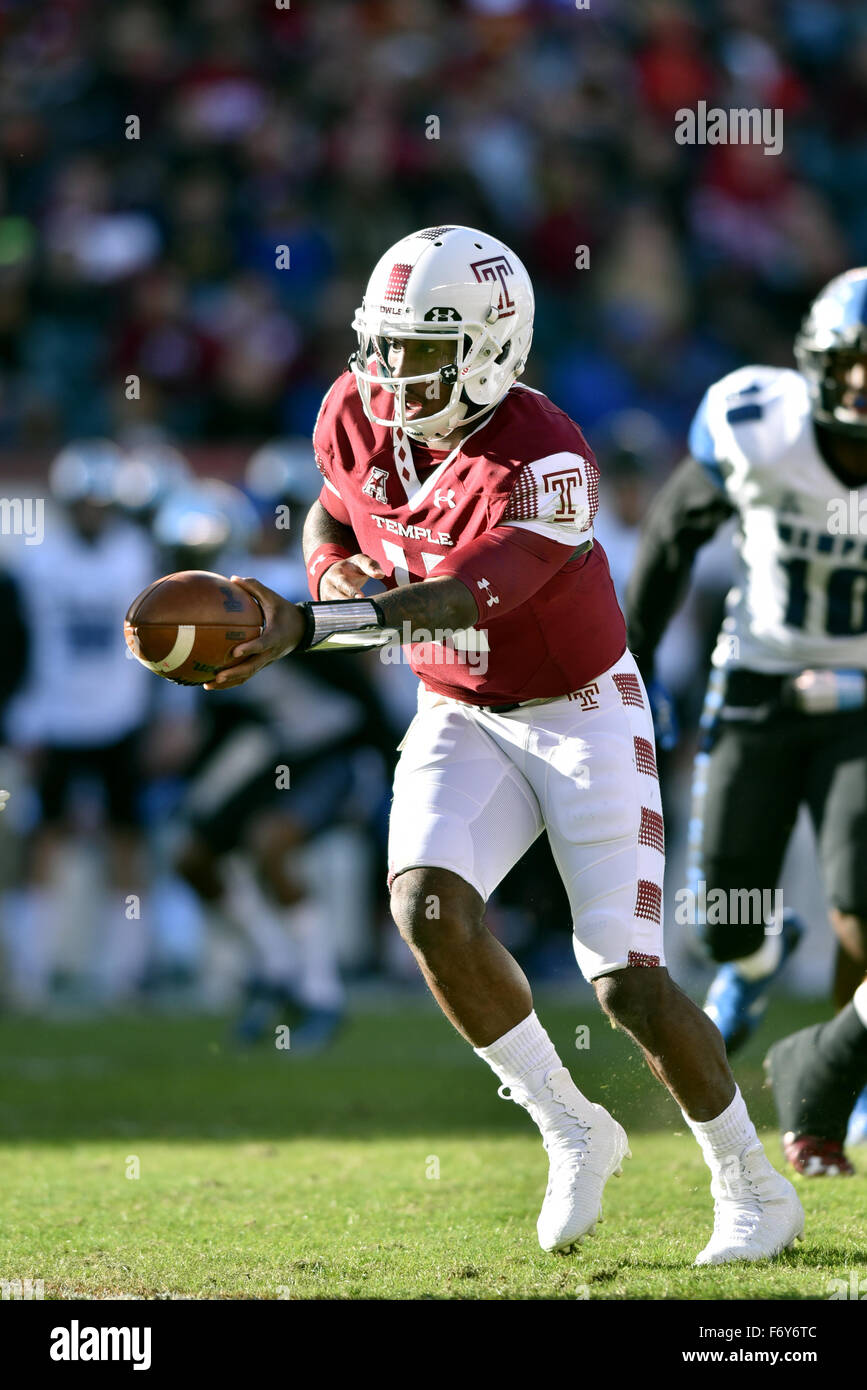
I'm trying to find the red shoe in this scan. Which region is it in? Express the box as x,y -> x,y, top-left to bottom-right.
782,1133 -> 855,1177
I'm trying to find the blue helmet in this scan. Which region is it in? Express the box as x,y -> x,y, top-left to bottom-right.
153,480 -> 259,558
795,268 -> 867,438
244,439 -> 321,507
49,439 -> 124,504
114,444 -> 192,515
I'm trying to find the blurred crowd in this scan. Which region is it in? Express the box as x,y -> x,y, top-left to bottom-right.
0,0 -> 863,451
0,0 -> 854,1019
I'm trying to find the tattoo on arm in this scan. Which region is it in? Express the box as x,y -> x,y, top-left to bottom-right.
376,576 -> 478,633
302,500 -> 358,564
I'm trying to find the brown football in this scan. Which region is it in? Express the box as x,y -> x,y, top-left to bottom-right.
124,570 -> 264,685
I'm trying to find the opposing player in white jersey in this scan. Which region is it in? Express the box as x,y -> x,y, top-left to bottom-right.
202,225 -> 803,1263
4,442 -> 155,1004
627,268 -> 867,1173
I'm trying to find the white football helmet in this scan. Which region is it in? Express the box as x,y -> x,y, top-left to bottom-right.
351,225 -> 535,441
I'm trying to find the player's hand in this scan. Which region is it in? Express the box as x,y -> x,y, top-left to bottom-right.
319,554 -> 385,600
203,576 -> 307,690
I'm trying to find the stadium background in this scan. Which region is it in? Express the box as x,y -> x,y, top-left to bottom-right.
0,0 -> 863,1014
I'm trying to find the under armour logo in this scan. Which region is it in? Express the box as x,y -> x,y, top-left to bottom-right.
477,577 -> 499,607
424,306 -> 461,322
310,554 -> 329,573
434,488 -> 456,509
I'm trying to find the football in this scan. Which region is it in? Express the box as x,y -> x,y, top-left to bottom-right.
124,570 -> 264,685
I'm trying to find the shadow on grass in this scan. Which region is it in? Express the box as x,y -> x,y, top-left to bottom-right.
0,996 -> 831,1144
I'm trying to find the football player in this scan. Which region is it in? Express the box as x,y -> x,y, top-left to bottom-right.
202,227 -> 802,1262
625,268 -> 867,1160
766,978 -> 867,1177
4,441 -> 155,1004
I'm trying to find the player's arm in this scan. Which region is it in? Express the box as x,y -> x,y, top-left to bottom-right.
302,489 -> 475,626
204,520 -> 579,690
204,571 -> 479,689
303,523 -> 572,642
207,451 -> 597,689
301,496 -> 387,599
625,453 -> 736,681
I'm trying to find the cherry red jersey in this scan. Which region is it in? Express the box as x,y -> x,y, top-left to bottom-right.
312,373 -> 626,704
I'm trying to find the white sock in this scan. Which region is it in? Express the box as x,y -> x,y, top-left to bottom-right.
853,980 -> 867,1030
683,1086 -> 762,1169
474,1011 -> 563,1098
733,933 -> 782,981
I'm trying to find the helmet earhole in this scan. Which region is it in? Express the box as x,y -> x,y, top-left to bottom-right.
494,339 -> 512,365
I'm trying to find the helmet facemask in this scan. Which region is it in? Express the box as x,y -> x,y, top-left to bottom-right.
795,269 -> 867,440
351,308 -> 522,442
795,343 -> 867,440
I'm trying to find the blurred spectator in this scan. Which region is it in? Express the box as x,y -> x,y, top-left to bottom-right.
0,0 -> 860,448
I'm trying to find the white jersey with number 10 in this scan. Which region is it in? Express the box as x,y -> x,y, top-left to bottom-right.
689,364 -> 867,673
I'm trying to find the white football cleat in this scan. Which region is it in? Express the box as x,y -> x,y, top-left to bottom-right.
500,1066 -> 630,1253
694,1144 -> 805,1265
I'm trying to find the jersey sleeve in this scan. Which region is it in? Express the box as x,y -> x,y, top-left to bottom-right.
499,450 -> 598,547
687,387 -> 730,494
434,524 -> 583,624
312,377 -> 353,524
316,479 -> 352,526
686,364 -> 797,507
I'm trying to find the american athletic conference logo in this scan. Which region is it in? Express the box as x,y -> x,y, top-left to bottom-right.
362,467 -> 390,505
469,255 -> 516,317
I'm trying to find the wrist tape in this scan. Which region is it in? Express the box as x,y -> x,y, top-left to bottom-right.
296,599 -> 388,652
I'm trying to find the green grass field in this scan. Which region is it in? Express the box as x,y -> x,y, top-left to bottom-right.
0,993 -> 864,1300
